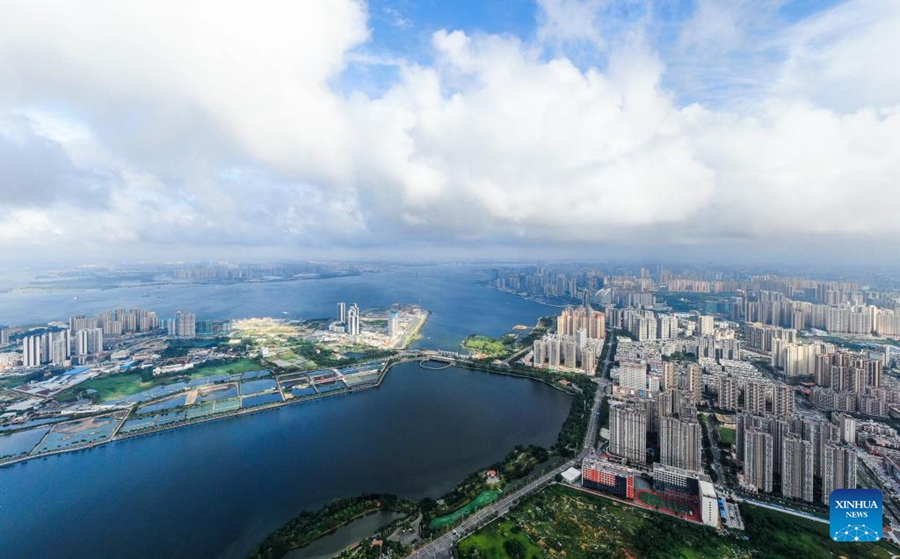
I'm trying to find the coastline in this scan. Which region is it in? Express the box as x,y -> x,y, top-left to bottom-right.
0,352 -> 575,469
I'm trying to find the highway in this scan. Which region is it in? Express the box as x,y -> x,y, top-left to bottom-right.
406,335 -> 611,559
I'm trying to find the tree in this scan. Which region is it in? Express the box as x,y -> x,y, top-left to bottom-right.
503,538 -> 527,559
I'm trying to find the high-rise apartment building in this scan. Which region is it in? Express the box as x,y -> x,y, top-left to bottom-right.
76,328 -> 104,356
717,376 -> 737,410
618,360 -> 647,390
609,405 -> 647,465
687,364 -> 702,404
744,429 -> 774,493
781,434 -> 814,502
22,334 -> 41,367
772,384 -> 795,416
743,381 -> 767,414
659,417 -> 702,472
821,443 -> 857,505
557,306 -> 606,340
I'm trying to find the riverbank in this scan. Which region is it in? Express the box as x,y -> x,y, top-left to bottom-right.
0,354 -> 586,470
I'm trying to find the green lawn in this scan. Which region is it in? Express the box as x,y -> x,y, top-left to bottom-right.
185,358 -> 263,380
56,358 -> 262,402
430,490 -> 502,529
718,426 -> 736,445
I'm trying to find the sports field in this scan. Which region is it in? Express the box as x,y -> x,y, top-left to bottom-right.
636,490 -> 697,519
718,426 -> 736,445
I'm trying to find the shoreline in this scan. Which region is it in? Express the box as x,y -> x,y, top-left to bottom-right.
0,355 -> 574,469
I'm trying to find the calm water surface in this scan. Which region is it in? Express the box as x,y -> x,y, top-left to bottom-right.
0,266 -> 568,558
0,364 -> 571,558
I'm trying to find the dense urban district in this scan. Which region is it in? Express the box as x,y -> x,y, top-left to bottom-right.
4,263 -> 900,557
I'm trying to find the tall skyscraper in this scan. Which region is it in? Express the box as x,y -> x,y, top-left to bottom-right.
174,311 -> 196,338
663,362 -> 677,391
76,328 -> 104,357
0,326 -> 9,346
618,360 -> 647,390
744,429 -> 773,493
836,413 -> 857,444
743,381 -> 767,414
717,377 -> 737,410
338,302 -> 347,324
388,311 -> 399,338
772,384 -> 794,416
687,364 -> 702,404
821,443 -> 857,505
781,434 -> 814,502
22,334 -> 41,368
557,306 -> 606,339
49,331 -> 71,366
698,315 -> 715,336
347,304 -> 360,336
609,405 -> 647,465
660,417 -> 702,472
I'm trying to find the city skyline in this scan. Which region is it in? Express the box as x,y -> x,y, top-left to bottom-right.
1,0 -> 898,263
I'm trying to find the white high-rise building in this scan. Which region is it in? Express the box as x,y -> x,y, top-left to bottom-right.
347,304 -> 360,336
22,334 -> 42,368
76,328 -> 104,356
388,311 -> 399,339
698,315 -> 715,336
338,302 -> 347,324
618,360 -> 647,390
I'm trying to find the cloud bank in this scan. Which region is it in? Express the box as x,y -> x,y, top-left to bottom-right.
0,0 -> 898,261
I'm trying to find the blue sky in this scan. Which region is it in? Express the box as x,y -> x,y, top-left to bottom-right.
350,0 -> 851,104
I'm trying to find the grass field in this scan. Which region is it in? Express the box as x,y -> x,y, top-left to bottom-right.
457,518 -> 543,559
457,484 -> 899,559
430,490 -> 502,529
457,485 -> 737,559
56,358 -> 262,402
718,426 -> 736,445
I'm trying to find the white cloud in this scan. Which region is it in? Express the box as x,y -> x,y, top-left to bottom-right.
0,0 -> 898,260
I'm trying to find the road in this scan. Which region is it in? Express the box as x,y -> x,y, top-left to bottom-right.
740,498 -> 828,525
407,335 -> 612,558
857,456 -> 900,528
706,413 -> 726,486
